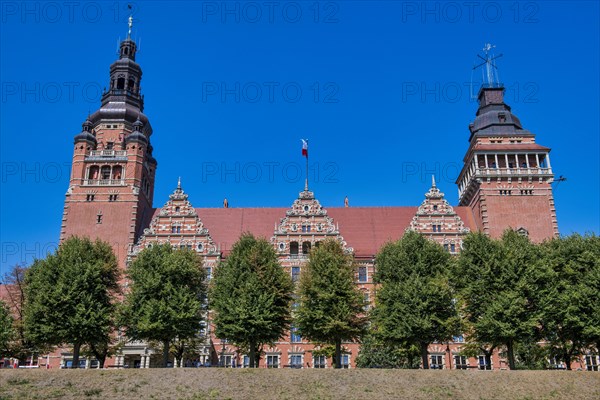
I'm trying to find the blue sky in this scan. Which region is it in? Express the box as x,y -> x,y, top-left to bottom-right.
1,1 -> 599,272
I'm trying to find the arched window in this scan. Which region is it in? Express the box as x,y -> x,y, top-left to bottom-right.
100,166 -> 111,180
117,78 -> 125,90
88,166 -> 99,180
128,78 -> 135,92
112,166 -> 122,180
302,242 -> 311,255
290,242 -> 299,257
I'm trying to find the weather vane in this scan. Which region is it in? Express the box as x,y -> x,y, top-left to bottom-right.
473,43 -> 503,88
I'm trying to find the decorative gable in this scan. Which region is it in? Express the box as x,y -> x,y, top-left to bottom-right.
271,190 -> 353,263
129,179 -> 220,266
408,177 -> 469,253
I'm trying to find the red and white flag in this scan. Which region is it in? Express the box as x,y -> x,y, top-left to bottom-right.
301,139 -> 308,157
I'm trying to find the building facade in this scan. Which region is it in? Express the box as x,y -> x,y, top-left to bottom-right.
45,33 -> 585,370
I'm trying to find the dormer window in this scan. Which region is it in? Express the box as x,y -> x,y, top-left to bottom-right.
175,206 -> 180,213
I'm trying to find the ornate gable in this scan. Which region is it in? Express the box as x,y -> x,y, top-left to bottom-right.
129,179 -> 219,266
271,190 -> 353,265
408,177 -> 469,253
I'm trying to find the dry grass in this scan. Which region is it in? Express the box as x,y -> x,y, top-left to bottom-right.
0,369 -> 599,400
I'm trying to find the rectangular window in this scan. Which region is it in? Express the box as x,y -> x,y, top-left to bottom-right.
340,354 -> 350,369
106,142 -> 114,150
313,355 -> 326,369
478,355 -> 492,370
444,244 -> 449,252
454,355 -> 468,370
291,266 -> 300,283
430,354 -> 444,369
86,194 -> 95,202
96,214 -> 103,224
221,355 -> 233,368
172,226 -> 181,234
358,266 -> 367,282
290,326 -> 301,343
452,335 -> 464,343
586,355 -> 599,371
432,225 -> 437,232
206,267 -> 212,281
266,355 -> 279,369
450,243 -> 456,253
243,355 -> 250,368
290,354 -> 302,369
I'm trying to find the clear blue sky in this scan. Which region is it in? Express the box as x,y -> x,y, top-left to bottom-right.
1,1 -> 599,272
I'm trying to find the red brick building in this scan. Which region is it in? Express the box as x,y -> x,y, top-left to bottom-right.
19,34 -> 592,371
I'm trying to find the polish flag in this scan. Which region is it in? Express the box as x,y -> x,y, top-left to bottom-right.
301,139 -> 308,157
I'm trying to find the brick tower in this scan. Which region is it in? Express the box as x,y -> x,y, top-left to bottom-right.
456,83 -> 558,242
60,35 -> 157,268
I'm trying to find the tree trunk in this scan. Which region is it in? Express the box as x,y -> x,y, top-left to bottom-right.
564,351 -> 572,371
90,344 -> 106,369
249,341 -> 256,368
72,342 -> 81,369
420,343 -> 429,369
334,339 -> 342,369
506,340 -> 516,370
162,339 -> 170,368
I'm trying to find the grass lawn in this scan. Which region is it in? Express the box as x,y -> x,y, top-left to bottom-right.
1,368 -> 599,400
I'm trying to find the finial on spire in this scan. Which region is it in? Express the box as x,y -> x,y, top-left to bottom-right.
432,175 -> 436,188
177,176 -> 181,190
127,5 -> 133,38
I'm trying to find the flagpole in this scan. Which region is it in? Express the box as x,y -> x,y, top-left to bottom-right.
305,149 -> 309,191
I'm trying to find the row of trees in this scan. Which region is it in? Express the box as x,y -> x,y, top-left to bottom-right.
1,231 -> 599,370
0,238 -> 207,368
361,230 -> 600,370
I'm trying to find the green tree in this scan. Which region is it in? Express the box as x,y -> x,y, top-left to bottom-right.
454,230 -> 544,370
120,244 -> 206,367
371,231 -> 460,369
356,333 -> 420,369
210,234 -> 293,368
0,299 -> 15,356
1,265 -> 39,361
23,237 -> 120,368
539,234 -> 600,370
296,239 -> 368,369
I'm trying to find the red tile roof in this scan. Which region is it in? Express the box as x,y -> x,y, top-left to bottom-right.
172,206 -> 480,257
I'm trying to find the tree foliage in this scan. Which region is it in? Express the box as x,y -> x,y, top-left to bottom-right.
0,299 -> 15,356
371,231 -> 460,369
295,239 -> 368,368
1,265 -> 39,360
355,333 -> 420,369
538,233 -> 600,369
453,230 -> 545,370
23,236 -> 120,368
210,233 -> 293,368
120,244 -> 206,367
